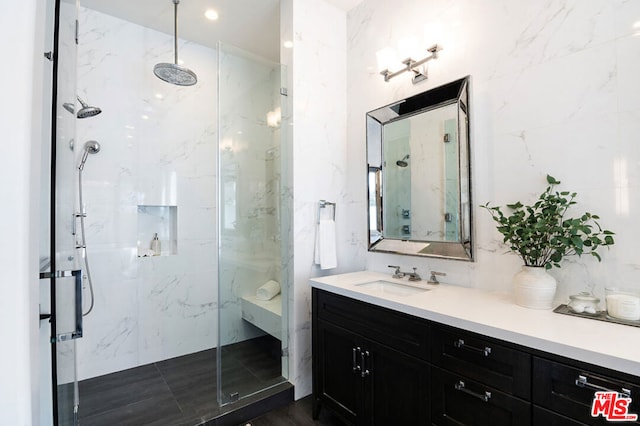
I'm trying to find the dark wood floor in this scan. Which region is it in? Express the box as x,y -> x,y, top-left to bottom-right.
75,337 -> 284,425
245,396 -> 346,426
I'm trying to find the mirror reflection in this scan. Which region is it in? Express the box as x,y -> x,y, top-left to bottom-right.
367,76 -> 473,260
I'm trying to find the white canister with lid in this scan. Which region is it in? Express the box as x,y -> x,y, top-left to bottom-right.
606,288 -> 640,321
567,292 -> 600,314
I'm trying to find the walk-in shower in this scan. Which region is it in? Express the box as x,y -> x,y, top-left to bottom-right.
44,1 -> 289,424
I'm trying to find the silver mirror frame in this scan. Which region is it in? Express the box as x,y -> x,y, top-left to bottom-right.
366,75 -> 473,261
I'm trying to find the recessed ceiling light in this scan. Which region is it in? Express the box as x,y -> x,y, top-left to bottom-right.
283,40 -> 293,49
205,9 -> 219,21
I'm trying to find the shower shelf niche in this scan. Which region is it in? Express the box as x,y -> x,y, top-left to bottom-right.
137,205 -> 178,257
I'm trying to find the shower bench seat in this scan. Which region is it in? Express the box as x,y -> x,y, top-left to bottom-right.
241,294 -> 282,340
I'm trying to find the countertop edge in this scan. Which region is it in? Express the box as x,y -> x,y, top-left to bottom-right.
310,274 -> 640,378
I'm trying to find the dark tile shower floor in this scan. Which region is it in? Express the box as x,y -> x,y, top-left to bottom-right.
76,337 -> 284,425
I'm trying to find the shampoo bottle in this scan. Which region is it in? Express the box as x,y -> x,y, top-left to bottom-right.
151,233 -> 161,256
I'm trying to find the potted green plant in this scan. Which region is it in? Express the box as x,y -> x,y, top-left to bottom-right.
481,175 -> 615,309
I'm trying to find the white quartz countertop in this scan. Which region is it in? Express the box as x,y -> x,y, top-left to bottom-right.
310,271 -> 640,377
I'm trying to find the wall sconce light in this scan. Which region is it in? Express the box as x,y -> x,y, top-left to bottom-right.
378,44 -> 442,84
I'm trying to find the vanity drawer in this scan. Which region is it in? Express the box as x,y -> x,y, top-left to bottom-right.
431,366 -> 531,425
431,325 -> 531,399
533,406 -> 587,425
533,357 -> 640,425
313,288 -> 430,361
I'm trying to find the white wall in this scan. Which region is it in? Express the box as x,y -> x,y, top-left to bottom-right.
0,0 -> 44,423
349,0 -> 640,301
289,0 -> 355,400
281,0 -> 640,402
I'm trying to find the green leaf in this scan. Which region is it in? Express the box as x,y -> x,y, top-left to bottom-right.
546,175 -> 560,185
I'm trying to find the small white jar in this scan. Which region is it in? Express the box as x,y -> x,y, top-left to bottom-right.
567,292 -> 600,314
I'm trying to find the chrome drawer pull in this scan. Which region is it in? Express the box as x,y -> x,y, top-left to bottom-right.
352,347 -> 361,373
454,380 -> 492,402
453,338 -> 492,357
575,375 -> 631,398
361,350 -> 370,378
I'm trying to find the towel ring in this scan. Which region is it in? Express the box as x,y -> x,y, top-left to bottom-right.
318,200 -> 336,224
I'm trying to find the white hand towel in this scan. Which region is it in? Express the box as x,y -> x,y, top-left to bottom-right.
256,280 -> 281,301
315,219 -> 337,270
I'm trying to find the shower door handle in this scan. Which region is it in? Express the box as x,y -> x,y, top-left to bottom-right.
40,269 -> 83,342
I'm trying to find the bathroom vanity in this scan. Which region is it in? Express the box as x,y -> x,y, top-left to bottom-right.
310,271 -> 640,425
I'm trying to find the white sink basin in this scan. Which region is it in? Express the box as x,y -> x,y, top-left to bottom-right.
355,280 -> 429,297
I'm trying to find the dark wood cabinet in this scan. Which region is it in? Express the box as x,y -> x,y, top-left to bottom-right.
312,287 -> 640,425
314,319 -> 361,424
431,366 -> 530,425
313,289 -> 430,425
430,325 -> 531,425
533,356 -> 640,425
431,325 -> 531,399
366,339 -> 430,425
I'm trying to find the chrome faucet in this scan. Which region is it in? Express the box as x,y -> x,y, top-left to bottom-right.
388,265 -> 421,281
428,271 -> 446,285
406,267 -> 421,281
388,265 -> 405,279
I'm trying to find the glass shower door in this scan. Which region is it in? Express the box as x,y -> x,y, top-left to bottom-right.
217,42 -> 289,405
46,1 -> 83,424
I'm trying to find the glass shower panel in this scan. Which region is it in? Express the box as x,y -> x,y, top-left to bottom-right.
52,1 -> 81,424
218,42 -> 288,405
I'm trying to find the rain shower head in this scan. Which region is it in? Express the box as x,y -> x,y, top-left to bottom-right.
77,96 -> 102,118
396,154 -> 410,167
78,140 -> 101,171
154,62 -> 198,86
154,0 -> 198,86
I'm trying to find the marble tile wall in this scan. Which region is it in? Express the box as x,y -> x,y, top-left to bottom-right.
56,5 -> 291,381
287,0 -> 640,401
70,6 -> 219,380
345,0 -> 640,301
288,0 -> 354,399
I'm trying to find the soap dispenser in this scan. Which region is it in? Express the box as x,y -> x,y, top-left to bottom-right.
151,233 -> 161,256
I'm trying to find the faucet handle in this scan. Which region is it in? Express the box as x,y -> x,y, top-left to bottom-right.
388,265 -> 403,278
428,271 -> 446,285
408,267 -> 421,281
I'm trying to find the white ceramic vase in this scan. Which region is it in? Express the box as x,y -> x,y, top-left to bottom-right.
513,266 -> 557,309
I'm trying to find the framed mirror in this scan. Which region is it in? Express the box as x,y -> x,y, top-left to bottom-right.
367,76 -> 472,261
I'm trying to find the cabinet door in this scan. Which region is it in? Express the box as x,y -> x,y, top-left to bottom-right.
366,340 -> 430,425
431,367 -> 531,426
315,319 -> 363,424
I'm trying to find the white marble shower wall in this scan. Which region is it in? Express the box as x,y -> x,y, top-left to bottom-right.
346,0 -> 640,301
70,5 -> 221,380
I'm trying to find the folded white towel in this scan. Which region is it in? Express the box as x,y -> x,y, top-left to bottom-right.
315,219 -> 337,270
256,280 -> 281,301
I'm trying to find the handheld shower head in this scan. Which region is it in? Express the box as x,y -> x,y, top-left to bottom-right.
396,154 -> 410,167
78,140 -> 101,171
